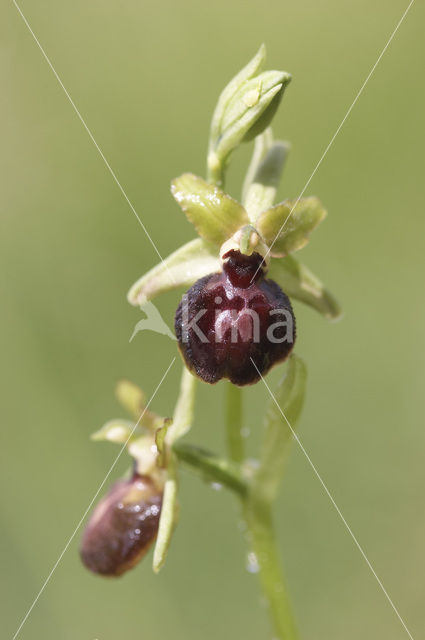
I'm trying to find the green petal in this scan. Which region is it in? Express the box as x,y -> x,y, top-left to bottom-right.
171,173 -> 249,245
268,255 -> 342,321
257,197 -> 327,256
127,238 -> 220,307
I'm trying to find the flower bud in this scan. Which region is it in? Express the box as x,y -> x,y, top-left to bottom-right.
80,474 -> 162,577
207,45 -> 291,186
175,250 -> 296,386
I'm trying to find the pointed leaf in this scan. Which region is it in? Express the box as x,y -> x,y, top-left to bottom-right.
255,354 -> 307,501
127,238 -> 220,307
171,174 -> 248,245
268,255 -> 342,320
257,197 -> 327,256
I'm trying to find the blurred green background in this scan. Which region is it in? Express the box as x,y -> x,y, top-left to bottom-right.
1,1 -> 424,638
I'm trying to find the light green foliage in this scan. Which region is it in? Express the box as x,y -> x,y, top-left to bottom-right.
257,197 -> 327,256
171,173 -> 249,245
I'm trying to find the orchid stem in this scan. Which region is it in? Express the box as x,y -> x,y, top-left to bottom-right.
225,381 -> 299,640
226,383 -> 244,463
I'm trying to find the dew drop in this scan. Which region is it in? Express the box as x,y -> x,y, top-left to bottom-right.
210,482 -> 223,491
246,551 -> 260,574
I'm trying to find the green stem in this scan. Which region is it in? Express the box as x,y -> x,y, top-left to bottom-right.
225,383 -> 244,462
244,494 -> 299,640
226,381 -> 298,640
207,150 -> 225,188
173,442 -> 247,498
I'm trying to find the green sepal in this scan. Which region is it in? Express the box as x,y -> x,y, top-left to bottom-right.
171,173 -> 249,245
268,255 -> 342,321
127,238 -> 220,307
91,420 -> 159,476
254,353 -> 307,501
242,130 -> 290,222
91,419 -> 142,444
257,197 -> 327,256
115,379 -> 164,430
115,379 -> 145,420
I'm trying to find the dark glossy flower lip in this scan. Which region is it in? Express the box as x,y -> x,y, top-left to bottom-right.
175,251 -> 296,386
80,474 -> 163,577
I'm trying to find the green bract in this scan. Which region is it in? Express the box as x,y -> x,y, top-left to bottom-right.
171,173 -> 249,245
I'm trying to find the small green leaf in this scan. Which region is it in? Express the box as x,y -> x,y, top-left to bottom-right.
268,255 -> 342,321
257,197 -> 327,256
127,238 -> 220,307
91,419 -> 140,444
115,379 -> 165,430
254,354 -> 307,501
242,129 -> 290,222
171,174 -> 249,245
153,456 -> 179,573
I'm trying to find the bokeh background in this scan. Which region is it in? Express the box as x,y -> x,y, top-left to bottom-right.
1,1 -> 424,638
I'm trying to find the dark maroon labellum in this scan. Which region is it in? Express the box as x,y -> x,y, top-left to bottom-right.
80,474 -> 162,577
175,250 -> 296,386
